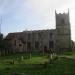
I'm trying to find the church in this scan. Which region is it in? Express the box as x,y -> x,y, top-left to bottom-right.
5,10 -> 72,53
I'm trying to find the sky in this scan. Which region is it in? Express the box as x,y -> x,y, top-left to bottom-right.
0,0 -> 75,41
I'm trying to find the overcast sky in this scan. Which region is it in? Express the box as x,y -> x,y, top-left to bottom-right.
0,0 -> 75,41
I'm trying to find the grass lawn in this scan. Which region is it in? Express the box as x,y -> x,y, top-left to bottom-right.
0,52 -> 75,75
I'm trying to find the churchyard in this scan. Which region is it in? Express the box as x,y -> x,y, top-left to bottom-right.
0,52 -> 75,75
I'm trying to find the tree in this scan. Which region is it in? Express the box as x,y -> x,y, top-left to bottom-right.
0,33 -> 10,55
0,33 -> 3,40
0,33 -> 4,55
0,33 -> 3,49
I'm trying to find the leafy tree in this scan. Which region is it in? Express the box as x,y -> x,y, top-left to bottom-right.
0,33 -> 10,55
0,33 -> 3,40
0,33 -> 4,55
0,33 -> 3,49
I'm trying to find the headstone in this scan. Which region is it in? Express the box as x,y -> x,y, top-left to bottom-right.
21,56 -> 24,61
30,53 -> 31,60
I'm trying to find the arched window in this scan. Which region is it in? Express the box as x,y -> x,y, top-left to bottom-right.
14,40 -> 16,46
50,33 -> 53,39
49,41 -> 54,48
61,18 -> 65,24
35,41 -> 39,49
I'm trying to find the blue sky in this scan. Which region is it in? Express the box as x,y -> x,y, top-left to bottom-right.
0,0 -> 75,41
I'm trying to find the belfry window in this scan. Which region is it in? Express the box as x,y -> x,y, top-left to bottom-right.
50,33 -> 53,38
61,18 -> 65,24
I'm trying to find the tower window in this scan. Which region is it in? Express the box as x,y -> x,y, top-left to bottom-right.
50,33 -> 53,38
49,41 -> 54,48
61,18 -> 65,24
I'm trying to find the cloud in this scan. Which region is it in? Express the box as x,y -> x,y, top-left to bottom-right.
24,0 -> 73,13
19,0 -> 75,26
0,0 -> 75,41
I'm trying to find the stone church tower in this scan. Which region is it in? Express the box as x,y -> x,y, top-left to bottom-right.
55,10 -> 71,52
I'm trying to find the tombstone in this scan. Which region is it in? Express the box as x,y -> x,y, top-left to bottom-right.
21,56 -> 24,61
48,48 -> 54,63
30,53 -> 31,60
